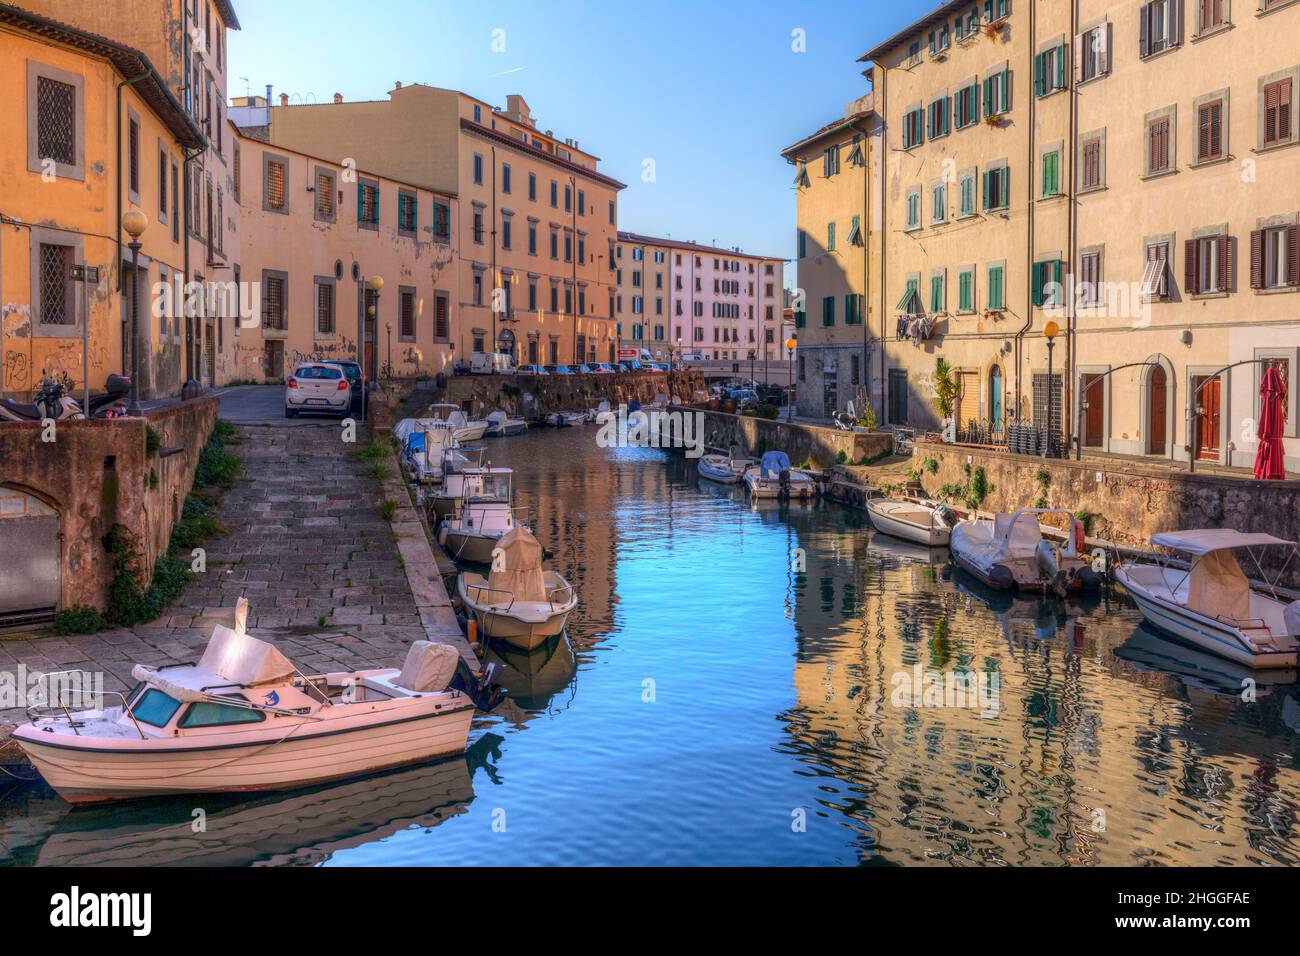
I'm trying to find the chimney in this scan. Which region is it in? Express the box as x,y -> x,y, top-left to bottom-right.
395,81 -> 402,89
334,93 -> 343,104
280,93 -> 289,107
266,84 -> 272,104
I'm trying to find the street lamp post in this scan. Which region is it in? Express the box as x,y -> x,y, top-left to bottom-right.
785,335 -> 797,423
121,211 -> 148,414
365,275 -> 384,423
1043,320 -> 1059,459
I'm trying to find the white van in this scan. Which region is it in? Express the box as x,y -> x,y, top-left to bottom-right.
470,351 -> 516,375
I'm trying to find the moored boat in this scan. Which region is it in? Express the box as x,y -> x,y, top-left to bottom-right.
427,403 -> 489,443
457,527 -> 578,651
697,451 -> 755,484
949,509 -> 1099,593
484,410 -> 527,437
866,497 -> 955,547
11,599 -> 502,804
438,468 -> 523,564
394,418 -> 458,483
1114,530 -> 1300,670
743,451 -> 817,499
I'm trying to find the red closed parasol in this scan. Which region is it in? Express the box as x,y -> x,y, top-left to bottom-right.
1253,365 -> 1287,480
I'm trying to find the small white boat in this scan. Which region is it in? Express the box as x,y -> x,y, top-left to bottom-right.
394,418 -> 458,483
438,468 -> 523,564
457,527 -> 578,651
866,497 -> 955,547
547,410 -> 586,428
743,451 -> 817,499
484,410 -> 527,437
698,451 -> 755,484
1114,530 -> 1300,670
949,509 -> 1099,592
586,399 -> 612,423
426,463 -> 489,523
427,403 -> 489,443
11,599 -> 501,804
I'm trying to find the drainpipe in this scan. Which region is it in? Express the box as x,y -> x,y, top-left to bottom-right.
1015,0 -> 1038,424
855,115 -> 871,417
877,65 -> 889,421
1065,0 -> 1080,455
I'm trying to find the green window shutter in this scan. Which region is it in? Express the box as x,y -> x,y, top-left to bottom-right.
982,170 -> 991,209
1001,69 -> 1011,112
1056,43 -> 1067,90
982,77 -> 992,115
959,272 -> 971,311
991,266 -> 1004,309
1000,166 -> 1010,205
823,296 -> 835,326
795,310 -> 805,329
827,221 -> 836,251
798,229 -> 806,258
1032,262 -> 1044,306
1034,52 -> 1046,96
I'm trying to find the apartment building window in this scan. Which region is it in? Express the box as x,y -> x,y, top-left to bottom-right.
550,283 -> 559,312
827,221 -> 837,251
172,163 -> 180,242
564,185 -> 572,211
957,267 -> 975,312
823,144 -> 840,177
30,65 -> 84,179
1078,23 -> 1112,81
928,97 -> 951,139
528,172 -> 537,200
798,229 -> 807,258
528,221 -> 537,254
929,23 -> 951,55
157,146 -> 170,223
908,40 -> 922,67
548,181 -> 557,207
821,296 -> 835,327
932,183 -> 947,223
564,232 -> 573,262
1041,148 -> 1061,197
357,180 -> 380,228
126,113 -> 140,200
1080,132 -> 1105,190
609,200 -> 616,224
398,191 -> 418,235
986,0 -> 1010,21
1139,0 -> 1183,58
1195,96 -> 1226,163
473,208 -> 484,244
1034,43 -> 1067,97
1032,259 -> 1064,307
983,67 -> 1011,116
473,104 -> 482,123
1078,249 -> 1103,305
565,286 -> 572,313
930,272 -> 946,313
578,190 -> 585,215
528,279 -> 538,311
1186,233 -> 1233,294
906,188 -> 921,230
473,271 -> 484,306
954,80 -> 980,128
846,215 -> 862,246
1262,76 -> 1295,148
501,213 -> 512,250
433,201 -> 451,240
434,292 -> 450,340
793,307 -> 806,329
1146,112 -> 1174,174
399,288 -> 416,339
263,154 -> 287,213
845,293 -> 863,325
1251,225 -> 1300,289
261,271 -> 287,330
1140,241 -> 1172,299
987,263 -> 1006,310
315,277 -> 336,335
847,134 -> 865,167
473,154 -> 484,185
36,241 -> 74,328
1197,0 -> 1226,33
902,107 -> 925,149
502,163 -> 512,194
315,168 -> 337,222
983,164 -> 1010,210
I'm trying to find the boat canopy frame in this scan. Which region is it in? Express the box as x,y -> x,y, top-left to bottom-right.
1149,532 -> 1299,606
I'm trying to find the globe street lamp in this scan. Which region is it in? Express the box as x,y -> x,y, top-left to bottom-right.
1043,320 -> 1059,458
121,210 -> 148,414
785,335 -> 797,422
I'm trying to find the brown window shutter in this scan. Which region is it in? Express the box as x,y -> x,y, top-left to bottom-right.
1170,0 -> 1183,45
1251,229 -> 1266,288
1197,106 -> 1211,160
1220,235 -> 1235,292
1185,239 -> 1200,294
1139,3 -> 1150,57
1074,33 -> 1084,83
1265,82 -> 1281,145
1282,79 -> 1294,142
1288,225 -> 1300,286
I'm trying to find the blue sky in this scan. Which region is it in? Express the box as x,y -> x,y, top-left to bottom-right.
228,0 -> 938,288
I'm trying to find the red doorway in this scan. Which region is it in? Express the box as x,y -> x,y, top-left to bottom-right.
1082,373 -> 1105,448
1148,365 -> 1167,456
1194,375 -> 1221,462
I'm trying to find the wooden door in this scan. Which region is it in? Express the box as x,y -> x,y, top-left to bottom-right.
1148,365 -> 1167,455
1082,373 -> 1105,448
888,369 -> 908,424
1195,375 -> 1221,461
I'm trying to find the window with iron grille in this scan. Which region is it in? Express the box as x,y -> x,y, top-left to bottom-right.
1032,373 -> 1064,433
262,273 -> 286,330
264,159 -> 287,212
400,289 -> 415,339
127,116 -> 140,197
433,201 -> 451,240
399,192 -> 418,234
434,292 -> 450,340
358,182 -> 379,227
36,76 -> 77,167
39,244 -> 73,326
316,280 -> 335,335
315,169 -> 336,221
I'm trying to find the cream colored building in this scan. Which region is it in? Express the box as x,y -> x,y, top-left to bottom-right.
228,127 -> 458,384
261,88 -> 625,368
782,94 -> 879,419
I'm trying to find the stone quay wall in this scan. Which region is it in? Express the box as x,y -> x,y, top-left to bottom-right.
688,408 -> 894,470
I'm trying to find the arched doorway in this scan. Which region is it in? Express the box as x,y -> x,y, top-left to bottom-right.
497,329 -> 516,363
0,487 -> 60,625
1147,364 -> 1168,456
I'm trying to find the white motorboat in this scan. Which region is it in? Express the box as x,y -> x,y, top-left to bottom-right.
866,497 -> 955,547
546,410 -> 586,428
457,527 -> 578,651
697,451 -> 755,484
438,468 -> 523,564
11,599 -> 501,804
949,509 -> 1099,593
586,399 -> 612,423
484,410 -> 527,437
1114,530 -> 1300,670
427,403 -> 489,443
395,418 -> 458,483
426,464 -> 489,523
743,451 -> 817,499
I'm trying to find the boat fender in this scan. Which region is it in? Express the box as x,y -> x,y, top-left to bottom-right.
1073,565 -> 1101,591
1072,521 -> 1086,555
438,523 -> 448,547
988,563 -> 1016,589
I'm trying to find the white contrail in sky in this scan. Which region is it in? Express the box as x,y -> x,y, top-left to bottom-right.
491,67 -> 525,77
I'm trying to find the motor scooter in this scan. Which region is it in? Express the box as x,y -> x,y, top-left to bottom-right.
0,374 -> 132,423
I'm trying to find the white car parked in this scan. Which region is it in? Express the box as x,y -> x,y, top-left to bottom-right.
285,363 -> 351,418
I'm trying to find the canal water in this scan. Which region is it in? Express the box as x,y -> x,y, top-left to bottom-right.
4,425 -> 1300,866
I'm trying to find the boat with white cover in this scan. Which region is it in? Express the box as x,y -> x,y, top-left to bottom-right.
484,410 -> 527,436
697,450 -> 756,484
427,403 -> 489,443
866,497 -> 955,547
457,527 -> 578,650
743,451 -> 817,499
11,599 -> 501,804
438,468 -> 524,564
586,399 -> 612,423
1114,530 -> 1300,669
394,418 -> 458,483
949,509 -> 1099,592
546,410 -> 586,428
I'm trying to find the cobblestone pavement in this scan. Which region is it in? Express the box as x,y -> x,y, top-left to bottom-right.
1,420 -> 447,751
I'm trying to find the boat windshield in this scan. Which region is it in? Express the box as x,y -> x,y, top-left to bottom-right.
133,688 -> 182,727
473,475 -> 511,500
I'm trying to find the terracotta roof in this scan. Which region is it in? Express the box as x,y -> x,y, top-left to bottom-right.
460,118 -> 626,191
616,231 -> 784,263
858,0 -> 969,63
0,2 -> 206,148
780,109 -> 874,159
213,0 -> 240,30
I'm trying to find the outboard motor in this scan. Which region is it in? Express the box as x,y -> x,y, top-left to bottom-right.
1035,540 -> 1067,596
450,659 -> 505,712
778,467 -> 792,499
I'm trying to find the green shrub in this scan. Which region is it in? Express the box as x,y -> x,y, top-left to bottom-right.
194,423 -> 241,488
924,457 -> 939,474
378,499 -> 400,521
54,605 -> 106,636
836,449 -> 848,464
145,425 -> 161,456
348,440 -> 387,464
